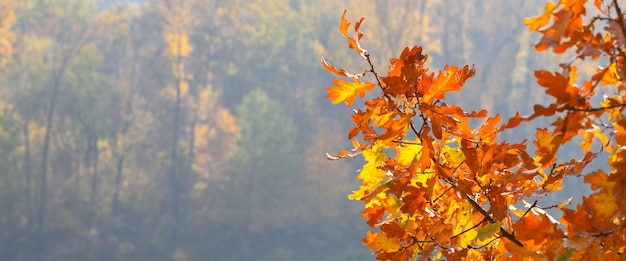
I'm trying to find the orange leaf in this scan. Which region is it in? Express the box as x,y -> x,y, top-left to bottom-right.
326,78 -> 375,107
400,186 -> 426,215
614,118 -> 626,145
366,231 -> 402,253
534,9 -> 573,52
535,70 -> 569,103
533,128 -> 562,168
354,17 -> 366,40
513,212 -> 564,245
339,10 -> 350,38
582,192 -> 619,230
381,222 -> 406,238
561,205 -> 596,235
320,57 -> 349,78
421,65 -> 475,104
583,169 -> 609,190
362,203 -> 385,227
608,172 -> 626,212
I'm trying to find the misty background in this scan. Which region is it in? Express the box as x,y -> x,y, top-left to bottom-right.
0,0 -> 596,260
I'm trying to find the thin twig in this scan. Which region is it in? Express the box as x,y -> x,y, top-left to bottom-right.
477,235 -> 502,249
392,139 -> 422,145
567,102 -> 626,112
410,121 -> 421,137
365,53 -> 385,91
451,218 -> 486,239
520,200 -> 538,219
432,186 -> 454,203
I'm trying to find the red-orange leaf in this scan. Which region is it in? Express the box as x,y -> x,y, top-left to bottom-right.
381,222 -> 406,238
535,70 -> 569,103
421,65 -> 475,104
513,213 -> 564,245
561,205 -> 596,235
362,203 -> 385,227
354,17 -> 365,40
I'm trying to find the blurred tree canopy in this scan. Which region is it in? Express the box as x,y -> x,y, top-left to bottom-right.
0,0 -> 579,260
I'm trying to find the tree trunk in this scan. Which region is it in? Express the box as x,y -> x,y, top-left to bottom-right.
36,66 -> 63,261
23,124 -> 33,234
112,35 -> 139,216
35,38 -> 80,260
169,36 -> 183,231
88,137 -> 99,230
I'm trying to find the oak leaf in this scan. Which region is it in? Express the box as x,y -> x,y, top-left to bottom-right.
326,78 -> 375,107
421,65 -> 475,104
524,1 -> 559,31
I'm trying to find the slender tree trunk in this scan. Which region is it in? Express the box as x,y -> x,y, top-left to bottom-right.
112,35 -> 139,216
36,67 -> 63,261
35,37 -> 82,260
88,137 -> 99,230
242,159 -> 258,259
111,154 -> 124,216
23,124 -> 33,234
6,160 -> 16,248
169,38 -> 183,230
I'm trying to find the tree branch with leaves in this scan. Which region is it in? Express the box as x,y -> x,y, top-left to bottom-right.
323,2 -> 626,259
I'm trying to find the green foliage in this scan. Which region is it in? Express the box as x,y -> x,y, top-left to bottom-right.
231,88 -> 301,230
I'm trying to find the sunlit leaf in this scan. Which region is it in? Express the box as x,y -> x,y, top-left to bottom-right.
421,65 -> 476,104
524,1 -> 559,31
339,9 -> 350,38
325,78 -> 375,107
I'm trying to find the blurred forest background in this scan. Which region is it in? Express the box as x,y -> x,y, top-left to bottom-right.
0,0 -> 597,260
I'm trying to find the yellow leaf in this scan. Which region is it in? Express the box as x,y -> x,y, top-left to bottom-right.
523,1 -> 559,31
395,142 -> 421,166
349,142 -> 387,200
602,62 -> 620,86
452,201 -> 477,247
358,141 -> 386,184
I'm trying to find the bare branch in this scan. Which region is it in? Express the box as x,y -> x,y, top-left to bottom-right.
612,0 -> 626,42
465,195 -> 524,247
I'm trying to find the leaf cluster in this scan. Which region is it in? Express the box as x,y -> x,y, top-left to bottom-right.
324,2 -> 626,259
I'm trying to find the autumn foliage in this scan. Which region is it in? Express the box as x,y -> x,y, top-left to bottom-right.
324,1 -> 626,259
